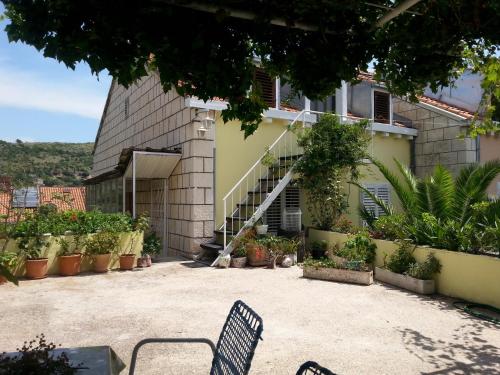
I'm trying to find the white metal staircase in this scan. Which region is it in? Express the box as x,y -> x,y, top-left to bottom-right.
211,110 -> 317,266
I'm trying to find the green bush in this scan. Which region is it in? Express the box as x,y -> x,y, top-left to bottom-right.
372,214 -> 407,240
337,232 -> 376,264
84,231 -> 120,255
142,232 -> 162,256
303,257 -> 337,268
385,240 -> 416,274
406,253 -> 442,280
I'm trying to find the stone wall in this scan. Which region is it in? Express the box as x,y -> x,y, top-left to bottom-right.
92,73 -> 214,258
393,98 -> 477,177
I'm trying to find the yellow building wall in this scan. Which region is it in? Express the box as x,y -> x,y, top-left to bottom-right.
479,134 -> 500,197
1,231 -> 143,277
215,116 -> 292,228
309,229 -> 500,309
301,134 -> 412,227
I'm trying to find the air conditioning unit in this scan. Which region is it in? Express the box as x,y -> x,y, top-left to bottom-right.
281,207 -> 302,232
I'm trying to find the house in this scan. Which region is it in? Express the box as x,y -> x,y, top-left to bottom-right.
86,69 -> 499,260
0,176 -> 86,222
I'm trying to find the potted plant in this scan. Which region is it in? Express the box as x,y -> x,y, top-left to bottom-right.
56,235 -> 83,276
375,241 -> 442,294
262,236 -> 283,269
246,236 -> 269,266
255,219 -> 268,235
230,244 -> 247,268
139,232 -> 161,267
280,238 -> 300,267
120,213 -> 149,271
18,235 -> 50,279
0,251 -> 18,284
310,240 -> 328,259
84,231 -> 119,273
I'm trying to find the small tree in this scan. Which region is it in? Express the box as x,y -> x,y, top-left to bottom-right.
294,114 -> 369,230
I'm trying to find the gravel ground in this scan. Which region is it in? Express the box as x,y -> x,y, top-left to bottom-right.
0,259 -> 499,374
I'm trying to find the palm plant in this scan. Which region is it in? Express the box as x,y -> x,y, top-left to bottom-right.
354,157 -> 500,251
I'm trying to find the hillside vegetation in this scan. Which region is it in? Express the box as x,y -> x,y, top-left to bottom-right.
0,140 -> 93,186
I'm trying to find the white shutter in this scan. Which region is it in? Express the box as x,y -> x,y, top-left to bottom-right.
361,184 -> 390,219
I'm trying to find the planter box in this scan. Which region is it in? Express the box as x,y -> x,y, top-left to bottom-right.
375,267 -> 435,295
303,266 -> 373,286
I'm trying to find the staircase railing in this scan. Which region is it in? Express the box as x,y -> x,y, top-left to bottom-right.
212,110 -> 317,266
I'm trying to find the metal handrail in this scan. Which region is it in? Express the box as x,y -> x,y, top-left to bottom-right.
221,110 -> 319,252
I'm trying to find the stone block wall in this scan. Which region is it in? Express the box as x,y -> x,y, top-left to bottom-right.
92,73 -> 214,258
393,98 -> 477,177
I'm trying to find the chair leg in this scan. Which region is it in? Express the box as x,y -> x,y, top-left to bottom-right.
129,337 -> 216,375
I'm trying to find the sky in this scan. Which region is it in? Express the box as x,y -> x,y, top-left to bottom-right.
0,4 -> 111,143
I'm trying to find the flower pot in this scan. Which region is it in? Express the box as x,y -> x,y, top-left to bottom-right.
25,258 -> 49,279
93,253 -> 111,273
146,254 -> 152,267
119,254 -> 136,270
246,244 -> 269,266
58,254 -> 82,276
375,267 -> 436,295
255,225 -> 268,235
137,257 -> 148,268
303,266 -> 373,285
230,256 -> 247,268
0,275 -> 7,284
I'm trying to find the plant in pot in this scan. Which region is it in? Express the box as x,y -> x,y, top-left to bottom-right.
0,251 -> 18,285
261,236 -> 284,269
18,235 -> 50,279
254,219 -> 268,235
280,238 -> 300,267
310,240 -> 328,259
139,232 -> 161,267
244,230 -> 269,267
230,244 -> 247,268
84,231 -> 119,273
120,213 -> 149,271
56,235 -> 83,277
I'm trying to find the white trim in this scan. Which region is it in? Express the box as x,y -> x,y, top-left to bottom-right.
371,122 -> 418,136
185,97 -> 229,111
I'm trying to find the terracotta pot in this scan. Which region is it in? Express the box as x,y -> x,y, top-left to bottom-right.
0,275 -> 7,284
25,258 -> 49,279
93,253 -> 111,273
137,257 -> 147,268
246,244 -> 269,266
119,254 -> 136,270
58,254 -> 82,276
230,256 -> 247,268
146,254 -> 152,267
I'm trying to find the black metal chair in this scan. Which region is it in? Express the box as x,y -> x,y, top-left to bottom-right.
296,361 -> 337,375
129,300 -> 263,375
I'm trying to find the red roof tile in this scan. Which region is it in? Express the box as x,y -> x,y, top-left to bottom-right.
39,187 -> 86,211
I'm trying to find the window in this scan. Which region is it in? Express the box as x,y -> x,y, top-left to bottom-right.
373,91 -> 390,124
254,68 -> 275,108
264,186 -> 301,233
124,97 -> 130,119
360,184 -> 390,220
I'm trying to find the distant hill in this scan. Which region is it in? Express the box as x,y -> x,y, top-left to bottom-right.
0,140 -> 94,186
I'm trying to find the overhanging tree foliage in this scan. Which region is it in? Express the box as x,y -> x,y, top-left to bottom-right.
2,0 -> 499,136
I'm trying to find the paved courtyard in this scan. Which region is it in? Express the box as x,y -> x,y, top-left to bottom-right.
0,260 -> 499,374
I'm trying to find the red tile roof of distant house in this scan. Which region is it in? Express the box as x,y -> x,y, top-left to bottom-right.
39,186 -> 86,211
357,72 -> 476,120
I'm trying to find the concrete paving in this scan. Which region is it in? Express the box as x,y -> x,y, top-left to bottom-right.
0,259 -> 499,374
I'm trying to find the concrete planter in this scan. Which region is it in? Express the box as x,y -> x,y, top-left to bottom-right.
375,267 -> 435,295
230,256 -> 247,268
303,266 -> 373,286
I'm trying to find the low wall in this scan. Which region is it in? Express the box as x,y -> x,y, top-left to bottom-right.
1,231 -> 143,277
309,228 -> 500,309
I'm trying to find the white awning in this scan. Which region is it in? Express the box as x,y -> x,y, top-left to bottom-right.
124,151 -> 181,179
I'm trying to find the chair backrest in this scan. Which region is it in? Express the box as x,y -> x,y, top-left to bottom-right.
210,300 -> 264,375
296,361 -> 336,375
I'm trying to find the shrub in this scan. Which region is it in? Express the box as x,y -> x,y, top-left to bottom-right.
142,233 -> 162,256
84,232 -> 119,255
385,240 -> 416,274
372,214 -> 407,240
303,257 -> 337,269
337,232 -> 376,264
332,215 -> 358,234
406,253 -> 442,280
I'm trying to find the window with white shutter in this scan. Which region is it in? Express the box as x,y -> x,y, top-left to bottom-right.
264,186 -> 301,233
360,184 -> 390,219
254,68 -> 276,108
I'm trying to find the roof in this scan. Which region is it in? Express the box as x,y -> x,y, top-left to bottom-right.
39,186 -> 86,211
357,72 -> 475,120
85,147 -> 182,185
